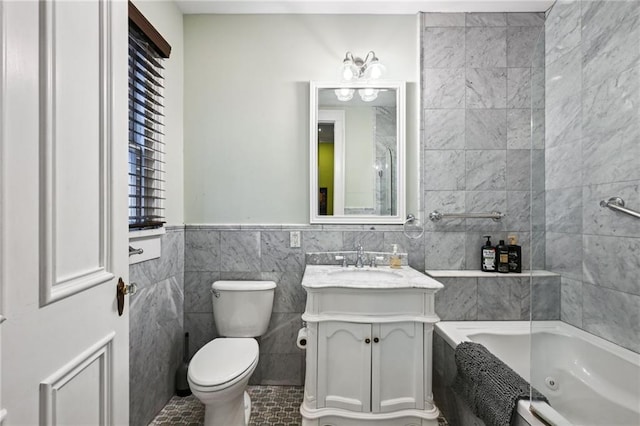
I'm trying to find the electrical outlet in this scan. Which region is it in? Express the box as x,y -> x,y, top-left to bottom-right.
290,231 -> 301,248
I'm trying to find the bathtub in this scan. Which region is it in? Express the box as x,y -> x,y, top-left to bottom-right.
435,321 -> 640,426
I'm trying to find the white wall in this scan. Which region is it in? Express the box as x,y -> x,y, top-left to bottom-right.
132,0 -> 184,226
183,14 -> 418,224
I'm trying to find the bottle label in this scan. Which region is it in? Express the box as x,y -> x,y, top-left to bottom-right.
500,253 -> 508,263
482,249 -> 495,270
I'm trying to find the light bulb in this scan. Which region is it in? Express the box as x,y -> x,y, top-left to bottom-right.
358,88 -> 378,102
334,88 -> 354,101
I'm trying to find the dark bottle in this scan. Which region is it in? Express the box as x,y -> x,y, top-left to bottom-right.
508,235 -> 522,273
481,236 -> 496,272
496,239 -> 510,273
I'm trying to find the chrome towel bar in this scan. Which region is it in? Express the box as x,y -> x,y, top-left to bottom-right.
600,197 -> 640,219
429,211 -> 505,222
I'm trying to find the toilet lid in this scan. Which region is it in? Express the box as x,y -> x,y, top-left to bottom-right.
188,338 -> 259,387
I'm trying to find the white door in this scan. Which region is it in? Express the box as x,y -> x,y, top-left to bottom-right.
1,0 -> 129,424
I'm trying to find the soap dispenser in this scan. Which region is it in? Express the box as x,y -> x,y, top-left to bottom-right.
390,244 -> 402,269
481,236 -> 496,272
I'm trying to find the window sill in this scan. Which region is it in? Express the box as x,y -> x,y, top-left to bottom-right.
129,227 -> 165,265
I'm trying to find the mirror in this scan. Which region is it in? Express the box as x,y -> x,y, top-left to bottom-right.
310,81 -> 406,224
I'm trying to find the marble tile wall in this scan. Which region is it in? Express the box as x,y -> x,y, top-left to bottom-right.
129,227 -> 185,426
421,12 -> 545,271
544,0 -> 640,353
183,224 -> 425,386
434,275 -> 560,321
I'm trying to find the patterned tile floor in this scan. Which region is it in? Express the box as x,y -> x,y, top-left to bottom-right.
149,385 -> 448,425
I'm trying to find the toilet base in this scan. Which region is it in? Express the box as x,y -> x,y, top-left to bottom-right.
202,390 -> 252,426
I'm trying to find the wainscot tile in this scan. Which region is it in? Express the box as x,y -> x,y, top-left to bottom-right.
465,109 -> 507,149
466,68 -> 507,108
434,278 -> 478,320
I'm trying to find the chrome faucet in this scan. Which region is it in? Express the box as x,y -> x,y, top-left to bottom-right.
355,244 -> 366,268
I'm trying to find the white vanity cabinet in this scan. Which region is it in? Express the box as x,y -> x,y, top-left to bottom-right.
317,321 -> 424,413
300,265 -> 444,426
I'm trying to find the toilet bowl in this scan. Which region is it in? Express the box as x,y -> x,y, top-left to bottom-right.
188,338 -> 259,426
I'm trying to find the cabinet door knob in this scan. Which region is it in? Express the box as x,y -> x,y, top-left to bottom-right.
365,338 -> 371,344
373,337 -> 379,343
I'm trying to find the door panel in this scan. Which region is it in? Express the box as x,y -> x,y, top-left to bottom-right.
1,1 -> 129,424
371,322 -> 424,412
317,322 -> 371,412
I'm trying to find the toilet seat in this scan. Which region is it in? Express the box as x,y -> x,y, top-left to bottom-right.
188,338 -> 259,392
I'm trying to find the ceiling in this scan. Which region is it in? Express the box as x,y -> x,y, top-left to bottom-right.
175,0 -> 554,15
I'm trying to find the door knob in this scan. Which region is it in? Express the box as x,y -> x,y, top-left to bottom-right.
365,338 -> 371,344
373,337 -> 379,343
116,278 -> 137,316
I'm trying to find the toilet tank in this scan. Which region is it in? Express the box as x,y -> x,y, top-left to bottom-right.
211,280 -> 276,337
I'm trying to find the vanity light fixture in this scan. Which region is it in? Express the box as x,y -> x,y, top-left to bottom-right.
340,51 -> 385,82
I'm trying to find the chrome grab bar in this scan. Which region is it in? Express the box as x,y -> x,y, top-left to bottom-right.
429,210 -> 505,222
599,197 -> 640,219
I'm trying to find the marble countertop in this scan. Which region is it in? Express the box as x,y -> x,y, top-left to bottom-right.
302,264 -> 444,290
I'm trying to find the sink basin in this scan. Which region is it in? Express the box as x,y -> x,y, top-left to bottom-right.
328,269 -> 403,281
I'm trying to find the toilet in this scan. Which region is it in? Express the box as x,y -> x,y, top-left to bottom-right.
187,280 -> 276,426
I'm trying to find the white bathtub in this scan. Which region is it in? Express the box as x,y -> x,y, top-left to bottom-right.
435,321 -> 640,426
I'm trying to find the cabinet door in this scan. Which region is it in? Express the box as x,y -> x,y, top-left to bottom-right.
371,322 -> 424,412
317,322 -> 372,412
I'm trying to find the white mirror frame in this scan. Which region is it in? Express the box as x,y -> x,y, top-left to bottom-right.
309,81 -> 406,224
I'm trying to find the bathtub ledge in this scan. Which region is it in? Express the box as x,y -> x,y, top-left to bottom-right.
425,270 -> 559,278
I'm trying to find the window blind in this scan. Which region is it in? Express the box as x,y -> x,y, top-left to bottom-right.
128,24 -> 166,230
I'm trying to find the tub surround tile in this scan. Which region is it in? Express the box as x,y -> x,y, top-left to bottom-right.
464,191 -> 506,232
220,231 -> 261,272
435,278 -> 478,320
465,27 -> 507,68
507,68 -> 531,109
545,232 -> 583,282
583,235 -> 640,297
531,150 -> 545,192
506,109 -> 531,150
465,109 -> 507,149
466,68 -> 507,108
545,188 -> 583,234
531,108 -> 545,149
545,142 -> 582,190
424,27 -> 466,68
582,284 -> 640,353
424,68 -> 466,108
507,12 -> 545,27
531,231 -> 546,270
424,150 -> 466,190
425,231 -> 466,270
545,93 -> 581,149
506,150 -> 531,191
583,181 -> 640,237
507,26 -> 543,68
545,0 -> 581,66
560,277 -> 583,328
424,109 -> 466,149
465,150 -> 506,191
424,12 -> 465,27
581,0 -> 640,90
532,277 -> 561,320
545,46 -> 581,108
477,278 -> 527,320
424,191 -> 466,232
531,67 -> 545,109
506,191 -> 531,232
466,13 -> 507,27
